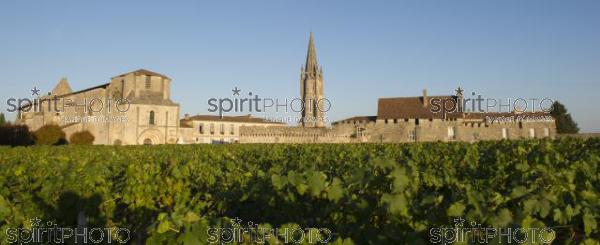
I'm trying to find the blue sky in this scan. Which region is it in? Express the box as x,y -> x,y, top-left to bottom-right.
1,0 -> 599,132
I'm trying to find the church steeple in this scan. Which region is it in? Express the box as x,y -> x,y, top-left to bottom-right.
300,32 -> 325,128
305,32 -> 319,74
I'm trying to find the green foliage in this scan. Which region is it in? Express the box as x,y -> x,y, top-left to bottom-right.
34,124 -> 66,145
0,112 -> 6,125
0,124 -> 34,146
551,101 -> 580,134
69,130 -> 95,145
0,139 -> 598,244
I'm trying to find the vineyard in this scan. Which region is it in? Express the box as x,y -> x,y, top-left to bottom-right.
0,138 -> 599,244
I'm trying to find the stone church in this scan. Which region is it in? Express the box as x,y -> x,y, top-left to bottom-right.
17,69 -> 180,145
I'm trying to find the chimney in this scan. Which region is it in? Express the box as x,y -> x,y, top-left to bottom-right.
422,89 -> 429,107
184,114 -> 189,119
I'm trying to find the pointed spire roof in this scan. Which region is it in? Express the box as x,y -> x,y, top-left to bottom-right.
52,77 -> 72,96
305,32 -> 318,73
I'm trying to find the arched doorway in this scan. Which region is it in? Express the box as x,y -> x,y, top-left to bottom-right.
137,128 -> 163,145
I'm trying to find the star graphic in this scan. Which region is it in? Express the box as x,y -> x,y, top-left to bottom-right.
231,217 -> 242,226
455,86 -> 464,96
453,217 -> 465,227
232,87 -> 241,96
30,217 -> 41,227
31,86 -> 40,96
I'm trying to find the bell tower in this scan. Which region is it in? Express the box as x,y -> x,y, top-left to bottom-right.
300,32 -> 326,127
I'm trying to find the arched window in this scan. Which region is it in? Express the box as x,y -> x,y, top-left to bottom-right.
149,111 -> 155,125
143,138 -> 152,145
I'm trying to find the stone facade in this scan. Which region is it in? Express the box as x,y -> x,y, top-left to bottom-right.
239,126 -> 353,143
17,69 -> 180,145
178,114 -> 285,144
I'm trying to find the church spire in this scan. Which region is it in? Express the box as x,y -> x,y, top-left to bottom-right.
305,32 -> 318,73
299,32 -> 326,128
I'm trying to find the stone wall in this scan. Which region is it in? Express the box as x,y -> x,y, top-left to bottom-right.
240,118 -> 556,143
239,126 -> 356,143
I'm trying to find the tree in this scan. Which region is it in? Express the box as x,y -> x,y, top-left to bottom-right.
0,124 -> 35,146
34,124 -> 67,145
550,101 -> 579,134
69,131 -> 95,145
0,113 -> 6,125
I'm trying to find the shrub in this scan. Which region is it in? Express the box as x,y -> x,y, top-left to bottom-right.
0,124 -> 35,146
69,131 -> 95,145
34,124 -> 67,145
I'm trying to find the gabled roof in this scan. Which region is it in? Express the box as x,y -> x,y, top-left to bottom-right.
112,69 -> 170,79
52,78 -> 72,96
18,83 -> 111,110
377,95 -> 461,119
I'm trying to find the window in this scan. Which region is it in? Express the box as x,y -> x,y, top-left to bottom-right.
149,111 -> 155,125
447,126 -> 455,139
393,119 -> 397,124
502,128 -> 508,139
143,138 -> 152,145
415,118 -> 419,125
230,124 -> 235,135
356,126 -> 364,137
120,80 -> 125,97
145,76 -> 151,89
210,123 -> 215,134
199,124 -> 204,134
529,128 -> 535,138
220,124 -> 225,135
409,130 -> 417,141
544,128 -> 550,137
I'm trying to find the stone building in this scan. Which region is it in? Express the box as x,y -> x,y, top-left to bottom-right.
331,90 -> 556,143
17,69 -> 180,145
178,114 -> 284,144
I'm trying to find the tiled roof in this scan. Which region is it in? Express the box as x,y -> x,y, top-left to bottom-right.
377,96 -> 461,119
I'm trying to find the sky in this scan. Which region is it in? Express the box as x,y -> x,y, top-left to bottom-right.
1,0 -> 599,132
